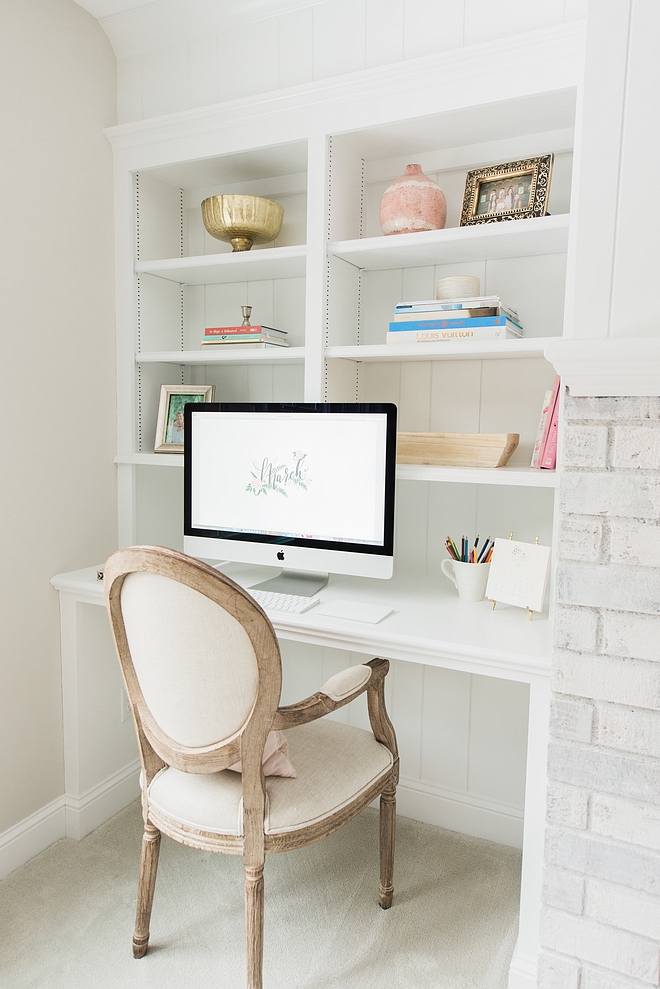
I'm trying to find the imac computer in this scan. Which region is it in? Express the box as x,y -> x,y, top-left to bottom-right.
184,402 -> 397,595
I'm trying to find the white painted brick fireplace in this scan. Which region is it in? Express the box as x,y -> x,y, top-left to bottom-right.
537,382 -> 660,989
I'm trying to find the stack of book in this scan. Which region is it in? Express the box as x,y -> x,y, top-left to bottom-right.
531,375 -> 560,469
201,325 -> 288,348
387,295 -> 523,344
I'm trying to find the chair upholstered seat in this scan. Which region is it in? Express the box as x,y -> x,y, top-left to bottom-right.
147,720 -> 394,837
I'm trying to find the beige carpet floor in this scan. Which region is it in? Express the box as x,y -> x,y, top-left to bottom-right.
0,801 -> 521,989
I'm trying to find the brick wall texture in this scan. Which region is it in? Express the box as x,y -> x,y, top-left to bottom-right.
540,395 -> 660,989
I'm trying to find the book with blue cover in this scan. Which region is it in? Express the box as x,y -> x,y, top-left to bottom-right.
395,295 -> 502,312
389,315 -> 522,334
387,325 -> 521,343
395,294 -> 518,312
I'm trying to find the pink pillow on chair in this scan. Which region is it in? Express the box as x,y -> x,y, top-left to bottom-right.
228,730 -> 297,778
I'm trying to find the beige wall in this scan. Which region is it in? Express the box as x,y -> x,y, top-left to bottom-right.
0,0 -> 117,831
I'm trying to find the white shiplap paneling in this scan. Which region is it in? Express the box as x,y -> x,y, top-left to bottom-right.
110,0 -> 578,124
403,0 -> 465,59
365,0 -> 405,68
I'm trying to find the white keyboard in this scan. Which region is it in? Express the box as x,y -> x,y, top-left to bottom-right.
248,589 -> 321,614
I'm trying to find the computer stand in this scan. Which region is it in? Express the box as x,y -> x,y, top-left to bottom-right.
249,569 -> 329,596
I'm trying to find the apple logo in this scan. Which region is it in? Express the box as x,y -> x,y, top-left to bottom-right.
277,550 -> 285,561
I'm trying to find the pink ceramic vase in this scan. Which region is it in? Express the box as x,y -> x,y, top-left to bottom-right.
379,164 -> 447,236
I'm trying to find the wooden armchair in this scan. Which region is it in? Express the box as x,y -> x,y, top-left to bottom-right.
104,545 -> 399,989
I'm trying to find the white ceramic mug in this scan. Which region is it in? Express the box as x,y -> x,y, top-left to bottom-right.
441,559 -> 490,602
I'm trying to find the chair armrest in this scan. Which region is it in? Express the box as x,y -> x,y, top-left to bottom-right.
321,663 -> 371,700
272,658 -> 389,729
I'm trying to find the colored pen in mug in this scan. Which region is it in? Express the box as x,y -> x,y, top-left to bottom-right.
477,538 -> 491,564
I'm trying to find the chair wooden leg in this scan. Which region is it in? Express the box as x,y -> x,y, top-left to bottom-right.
133,822 -> 161,958
244,864 -> 265,989
379,787 -> 396,909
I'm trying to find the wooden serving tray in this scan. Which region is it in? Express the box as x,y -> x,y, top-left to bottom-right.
396,431 -> 520,468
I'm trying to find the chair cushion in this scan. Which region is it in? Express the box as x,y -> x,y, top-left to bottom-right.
147,719 -> 393,837
228,729 -> 297,778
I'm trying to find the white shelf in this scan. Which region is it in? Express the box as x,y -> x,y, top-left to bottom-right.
114,454 -> 556,487
396,464 -> 558,487
135,347 -> 306,365
328,214 -> 570,271
115,453 -> 184,467
326,337 -> 555,362
135,244 -> 306,285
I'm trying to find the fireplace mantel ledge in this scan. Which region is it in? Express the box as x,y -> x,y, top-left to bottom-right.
544,337 -> 660,397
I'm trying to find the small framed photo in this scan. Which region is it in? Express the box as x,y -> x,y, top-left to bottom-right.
154,384 -> 215,453
460,154 -> 554,226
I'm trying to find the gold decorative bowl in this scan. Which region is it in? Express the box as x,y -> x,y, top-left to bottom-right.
201,194 -> 284,252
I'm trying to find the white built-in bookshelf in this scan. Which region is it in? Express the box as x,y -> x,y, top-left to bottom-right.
95,27 -> 588,984
104,23 -> 582,944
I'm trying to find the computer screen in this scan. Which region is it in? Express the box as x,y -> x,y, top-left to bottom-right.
184,402 -> 397,592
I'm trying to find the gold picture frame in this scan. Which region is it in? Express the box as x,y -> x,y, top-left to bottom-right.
459,154 -> 554,226
154,384 -> 215,453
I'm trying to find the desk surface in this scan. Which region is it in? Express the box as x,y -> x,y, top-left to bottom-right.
52,563 -> 550,683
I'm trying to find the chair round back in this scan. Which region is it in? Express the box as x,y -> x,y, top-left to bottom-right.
120,570 -> 259,748
104,546 -> 282,773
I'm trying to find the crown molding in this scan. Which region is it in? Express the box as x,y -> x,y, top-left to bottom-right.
544,337 -> 660,397
105,21 -> 585,164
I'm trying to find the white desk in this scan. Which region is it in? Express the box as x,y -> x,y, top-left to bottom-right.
52,563 -> 550,989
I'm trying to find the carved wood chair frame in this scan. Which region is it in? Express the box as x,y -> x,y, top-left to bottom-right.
104,545 -> 399,989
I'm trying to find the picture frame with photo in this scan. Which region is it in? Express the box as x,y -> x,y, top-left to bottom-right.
154,384 -> 215,453
459,154 -> 554,226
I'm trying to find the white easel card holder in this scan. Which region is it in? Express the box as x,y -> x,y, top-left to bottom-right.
485,538 -> 551,614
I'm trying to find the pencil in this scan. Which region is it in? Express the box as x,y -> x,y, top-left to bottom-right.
477,538 -> 491,564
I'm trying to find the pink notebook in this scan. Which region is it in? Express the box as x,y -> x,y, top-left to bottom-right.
532,375 -> 560,468
539,378 -> 561,469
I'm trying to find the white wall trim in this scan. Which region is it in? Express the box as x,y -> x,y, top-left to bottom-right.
65,759 -> 141,840
545,336 -> 660,396
507,942 -> 538,989
0,760 -> 141,879
396,776 -> 524,850
0,796 -> 66,881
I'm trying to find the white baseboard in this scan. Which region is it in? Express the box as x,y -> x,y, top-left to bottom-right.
0,795 -> 66,880
395,776 -> 524,849
0,760 -> 141,879
508,942 -> 538,989
65,760 -> 141,840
